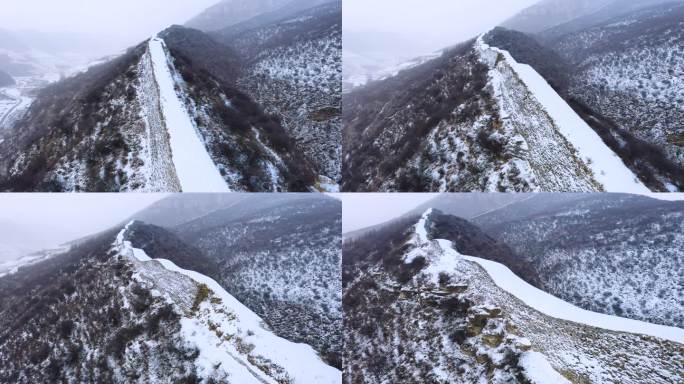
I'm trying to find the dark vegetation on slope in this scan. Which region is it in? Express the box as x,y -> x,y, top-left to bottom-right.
0,44 -> 147,192
213,1 -> 343,183
429,210 -> 542,288
125,221 -> 219,280
0,229 -> 195,383
163,26 -> 317,191
343,215 -> 422,286
342,39 -> 495,191
160,25 -> 242,84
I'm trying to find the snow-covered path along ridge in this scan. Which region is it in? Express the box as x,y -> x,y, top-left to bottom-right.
148,37 -> 229,192
433,237 -> 684,344
476,35 -> 649,193
114,221 -> 341,384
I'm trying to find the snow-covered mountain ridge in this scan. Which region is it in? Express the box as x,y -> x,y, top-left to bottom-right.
343,27 -> 650,192
0,212 -> 341,383
0,1 -> 341,192
343,3 -> 683,192
343,209 -> 684,383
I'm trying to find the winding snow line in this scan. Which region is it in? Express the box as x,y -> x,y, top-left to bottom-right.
435,239 -> 684,344
115,222 -> 341,384
148,37 -> 229,192
479,37 -> 649,193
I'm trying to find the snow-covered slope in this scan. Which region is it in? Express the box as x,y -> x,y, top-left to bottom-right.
343,30 -> 650,192
477,36 -> 648,193
115,222 -> 340,383
474,193 -> 684,328
0,25 -> 321,191
147,38 -> 228,192
541,2 -> 684,187
344,210 -> 684,383
218,1 -> 342,187
0,212 -> 341,383
172,194 -> 343,367
438,239 -> 684,343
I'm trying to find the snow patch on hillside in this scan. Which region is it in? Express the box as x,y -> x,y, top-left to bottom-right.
519,351 -> 572,384
148,37 -> 228,192
477,36 -> 649,193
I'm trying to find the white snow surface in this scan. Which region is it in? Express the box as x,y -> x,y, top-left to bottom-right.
148,37 -> 228,192
519,351 -> 572,384
432,237 -> 684,344
477,36 -> 649,193
413,208 -> 433,245
114,221 -> 341,384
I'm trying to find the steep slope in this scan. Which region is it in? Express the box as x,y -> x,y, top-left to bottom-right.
343,30 -> 647,192
173,195 -> 343,368
0,27 -> 317,192
146,37 -> 228,192
473,193 -> 684,328
161,26 -> 318,192
0,221 -> 340,383
538,3 -> 684,190
484,26 -> 683,192
214,1 -> 342,188
344,210 -> 684,383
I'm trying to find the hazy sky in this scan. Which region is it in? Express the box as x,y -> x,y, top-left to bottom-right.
344,0 -> 540,55
0,194 -> 167,252
341,193 -> 437,233
341,193 -> 684,234
0,0 -> 219,46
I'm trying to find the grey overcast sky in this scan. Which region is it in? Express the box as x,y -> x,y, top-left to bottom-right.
344,0 -> 540,54
0,194 -> 167,252
341,193 -> 437,234
0,0 -> 219,45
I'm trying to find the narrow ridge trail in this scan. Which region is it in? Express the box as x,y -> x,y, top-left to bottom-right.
148,37 -> 229,192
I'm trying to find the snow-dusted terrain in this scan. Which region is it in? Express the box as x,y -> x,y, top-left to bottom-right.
1,1 -> 339,192
435,238 -> 684,343
147,38 -> 228,193
477,36 -> 648,193
115,222 -> 340,383
344,208 -> 683,383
